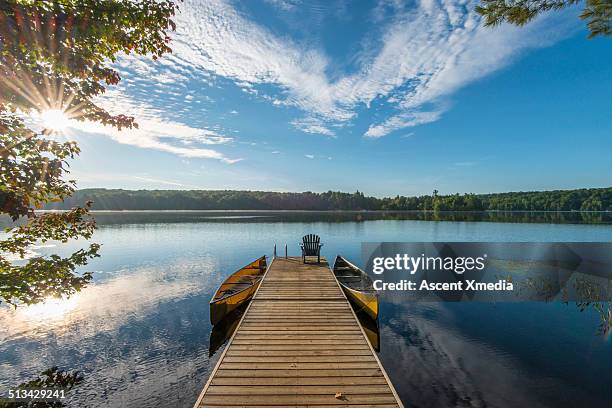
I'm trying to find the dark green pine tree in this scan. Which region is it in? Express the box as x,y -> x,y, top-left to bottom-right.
476,0 -> 611,38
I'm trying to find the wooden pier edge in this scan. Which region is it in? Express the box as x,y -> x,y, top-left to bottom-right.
194,256 -> 404,407
325,261 -> 404,407
193,256 -> 276,407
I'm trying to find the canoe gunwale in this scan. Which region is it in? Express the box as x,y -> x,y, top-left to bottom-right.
333,255 -> 379,320
209,256 -> 267,305
326,259 -> 403,407
210,276 -> 262,304
333,255 -> 377,294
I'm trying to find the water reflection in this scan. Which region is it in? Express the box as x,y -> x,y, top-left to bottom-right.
355,311 -> 380,352
379,303 -> 548,407
16,296 -> 80,324
0,258 -> 218,408
1,216 -> 611,407
208,303 -> 248,357
1,261 -> 211,341
377,301 -> 611,407
3,210 -> 606,228
94,210 -> 611,225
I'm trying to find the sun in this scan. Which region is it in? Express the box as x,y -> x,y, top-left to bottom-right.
40,108 -> 70,132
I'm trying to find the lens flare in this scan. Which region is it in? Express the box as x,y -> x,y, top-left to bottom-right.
40,109 -> 70,132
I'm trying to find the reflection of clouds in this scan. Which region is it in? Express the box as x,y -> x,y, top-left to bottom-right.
1,259 -> 220,407
381,303 -> 595,407
73,344 -> 215,408
0,259 -> 216,342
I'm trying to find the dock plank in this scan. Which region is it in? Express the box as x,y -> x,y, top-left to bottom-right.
194,257 -> 402,407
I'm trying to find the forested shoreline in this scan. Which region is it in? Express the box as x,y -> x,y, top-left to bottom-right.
45,187 -> 612,212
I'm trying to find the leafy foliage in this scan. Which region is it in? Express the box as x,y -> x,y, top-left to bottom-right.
0,0 -> 178,306
0,0 -> 178,127
0,367 -> 83,408
476,0 -> 611,38
45,187 -> 612,212
0,108 -> 100,305
0,115 -> 79,220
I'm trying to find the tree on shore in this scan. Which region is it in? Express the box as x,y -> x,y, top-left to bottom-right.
43,187 -> 612,212
476,0 -> 611,38
0,0 -> 178,305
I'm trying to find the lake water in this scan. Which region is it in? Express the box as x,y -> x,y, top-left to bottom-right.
1,212 -> 611,407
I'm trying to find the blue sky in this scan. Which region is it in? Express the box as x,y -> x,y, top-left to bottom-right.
61,0 -> 611,196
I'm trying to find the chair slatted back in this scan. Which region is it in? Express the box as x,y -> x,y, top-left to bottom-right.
302,234 -> 320,255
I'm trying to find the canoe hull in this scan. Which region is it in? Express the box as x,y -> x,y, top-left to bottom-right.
210,256 -> 267,325
210,281 -> 261,325
340,283 -> 379,320
333,255 -> 379,320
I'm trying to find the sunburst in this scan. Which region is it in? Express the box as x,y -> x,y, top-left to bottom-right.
39,108 -> 71,132
0,7 -> 84,136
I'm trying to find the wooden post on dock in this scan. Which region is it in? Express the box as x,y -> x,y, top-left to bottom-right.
194,257 -> 403,407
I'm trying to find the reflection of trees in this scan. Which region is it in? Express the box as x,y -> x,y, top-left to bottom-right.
502,267 -> 611,336
572,277 -> 612,335
0,367 -> 83,408
23,210 -> 609,227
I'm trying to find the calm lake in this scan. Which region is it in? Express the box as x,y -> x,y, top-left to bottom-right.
1,211 -> 611,407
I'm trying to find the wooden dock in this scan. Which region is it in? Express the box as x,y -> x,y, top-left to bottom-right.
194,257 -> 403,407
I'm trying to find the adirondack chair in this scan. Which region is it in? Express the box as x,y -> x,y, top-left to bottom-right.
300,234 -> 323,264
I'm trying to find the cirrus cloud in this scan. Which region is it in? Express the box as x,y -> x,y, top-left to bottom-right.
164,0 -> 577,138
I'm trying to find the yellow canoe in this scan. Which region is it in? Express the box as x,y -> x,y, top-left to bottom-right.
333,255 -> 379,320
210,256 -> 267,325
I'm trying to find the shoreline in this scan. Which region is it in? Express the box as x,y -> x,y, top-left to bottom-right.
38,209 -> 612,214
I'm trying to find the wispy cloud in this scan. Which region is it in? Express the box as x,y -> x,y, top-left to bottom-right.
304,154 -> 331,160
365,111 -> 442,138
166,0 -> 575,138
170,0 -> 353,123
290,117 -> 335,137
131,176 -> 202,188
264,0 -> 301,11
100,0 -> 576,153
70,89 -> 241,163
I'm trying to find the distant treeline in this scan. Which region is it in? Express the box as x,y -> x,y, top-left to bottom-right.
45,187 -> 612,212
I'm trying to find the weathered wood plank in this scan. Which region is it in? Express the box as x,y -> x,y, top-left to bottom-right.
205,385 -> 393,395
200,394 -> 399,405
236,329 -> 364,334
229,344 -> 370,351
203,405 -> 400,408
214,369 -> 385,378
220,362 -> 381,370
231,339 -> 367,345
222,356 -> 376,363
210,376 -> 389,386
226,349 -> 373,357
